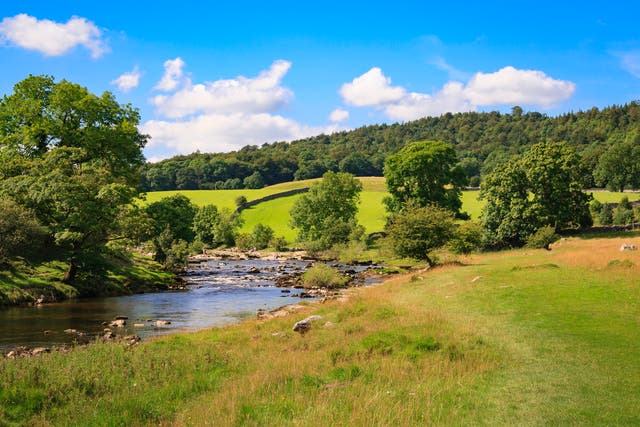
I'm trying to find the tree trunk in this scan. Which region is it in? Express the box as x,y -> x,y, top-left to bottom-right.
63,258 -> 77,283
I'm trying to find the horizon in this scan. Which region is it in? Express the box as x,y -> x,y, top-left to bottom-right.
1,2 -> 639,161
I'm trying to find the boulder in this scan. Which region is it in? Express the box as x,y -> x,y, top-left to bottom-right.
293,315 -> 323,335
109,319 -> 126,328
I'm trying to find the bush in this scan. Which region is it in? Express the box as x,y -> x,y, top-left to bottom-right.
599,203 -> 613,225
235,196 -> 248,209
0,200 -> 47,261
385,203 -> 456,266
164,240 -> 190,271
251,224 -> 274,249
271,236 -> 288,252
448,221 -> 483,254
301,263 -> 349,289
235,234 -> 254,251
525,226 -> 559,250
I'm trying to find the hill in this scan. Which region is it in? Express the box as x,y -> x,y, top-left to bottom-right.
141,102 -> 640,192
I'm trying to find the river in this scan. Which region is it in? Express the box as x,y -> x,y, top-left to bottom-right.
0,258 -> 368,351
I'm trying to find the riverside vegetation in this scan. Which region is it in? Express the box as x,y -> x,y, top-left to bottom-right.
2,235 -> 640,425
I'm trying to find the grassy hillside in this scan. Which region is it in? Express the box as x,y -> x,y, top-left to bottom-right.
4,234 -> 640,424
145,179 -> 640,242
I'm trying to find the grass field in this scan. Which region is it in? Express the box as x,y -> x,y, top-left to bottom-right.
145,179 -> 640,241
3,234 -> 640,425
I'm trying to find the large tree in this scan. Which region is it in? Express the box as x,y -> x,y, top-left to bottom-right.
593,135 -> 640,192
481,141 -> 592,247
0,75 -> 147,281
383,140 -> 466,214
289,171 -> 363,249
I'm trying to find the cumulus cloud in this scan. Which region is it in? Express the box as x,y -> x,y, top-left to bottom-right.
340,67 -> 406,107
142,113 -> 340,154
154,57 -> 185,91
464,66 -> 575,107
0,14 -> 107,58
143,59 -> 341,155
340,66 -> 575,121
329,108 -> 349,123
619,51 -> 640,78
151,59 -> 294,118
111,67 -> 142,92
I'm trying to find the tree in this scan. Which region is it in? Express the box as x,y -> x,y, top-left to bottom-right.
0,76 -> 147,281
385,203 -> 455,266
0,200 -> 47,262
594,137 -> 640,191
243,172 -> 265,189
481,142 -> 592,247
192,204 -> 219,245
146,194 -> 197,243
384,140 -> 466,214
251,223 -> 274,249
289,171 -> 363,249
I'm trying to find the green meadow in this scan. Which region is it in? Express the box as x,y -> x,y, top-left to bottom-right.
145,178 -> 639,242
3,234 -> 640,425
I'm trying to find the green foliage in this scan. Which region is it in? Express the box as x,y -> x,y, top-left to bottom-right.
235,195 -> 248,209
290,171 -> 363,249
0,200 -> 47,261
0,75 -> 148,281
525,226 -> 559,250
251,223 -> 274,249
384,140 -> 465,214
271,236 -> 288,252
448,221 -> 484,254
212,208 -> 242,247
301,263 -> 348,289
594,135 -> 640,191
598,203 -> 614,225
164,240 -> 190,272
235,234 -> 254,251
481,142 -> 593,247
243,172 -> 265,189
192,204 -> 219,245
613,197 -> 635,225
147,194 -> 197,243
385,203 -> 456,266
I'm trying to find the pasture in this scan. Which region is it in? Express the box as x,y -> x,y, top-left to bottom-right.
144,178 -> 640,242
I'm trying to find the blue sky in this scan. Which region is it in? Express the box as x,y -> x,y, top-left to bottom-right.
1,1 -> 639,161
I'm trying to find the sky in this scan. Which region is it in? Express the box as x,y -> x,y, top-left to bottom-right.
0,1 -> 639,162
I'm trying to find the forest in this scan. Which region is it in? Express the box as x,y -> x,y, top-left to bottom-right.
141,103 -> 640,191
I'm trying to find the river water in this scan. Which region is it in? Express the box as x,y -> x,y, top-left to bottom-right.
0,258 -> 360,351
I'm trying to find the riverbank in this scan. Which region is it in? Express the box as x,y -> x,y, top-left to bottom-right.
0,254 -> 180,308
3,235 -> 640,425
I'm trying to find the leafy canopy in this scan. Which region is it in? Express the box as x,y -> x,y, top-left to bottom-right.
289,171 -> 363,249
481,141 -> 592,247
0,75 -> 147,281
384,140 -> 465,214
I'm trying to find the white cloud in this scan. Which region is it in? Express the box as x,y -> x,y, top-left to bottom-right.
151,59 -> 294,118
329,108 -> 349,123
464,66 -> 575,107
619,51 -> 640,78
142,113 -> 340,154
154,57 -> 185,91
340,66 -> 576,121
339,67 -> 406,107
111,67 -> 142,92
0,14 -> 107,58
384,82 -> 472,121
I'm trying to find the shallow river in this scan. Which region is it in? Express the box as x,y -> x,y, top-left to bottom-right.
0,259 -> 363,351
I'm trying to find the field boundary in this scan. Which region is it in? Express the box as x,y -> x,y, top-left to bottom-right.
235,187 -> 309,214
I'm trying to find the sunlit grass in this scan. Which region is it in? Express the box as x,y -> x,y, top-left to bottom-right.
4,234 -> 640,424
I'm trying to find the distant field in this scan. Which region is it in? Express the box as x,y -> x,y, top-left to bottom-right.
145,180 -> 640,242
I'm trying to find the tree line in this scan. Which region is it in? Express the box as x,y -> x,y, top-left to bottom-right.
141,103 -> 640,192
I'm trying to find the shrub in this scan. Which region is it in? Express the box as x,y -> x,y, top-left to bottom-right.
385,203 -> 456,266
301,263 -> 348,289
525,226 -> 559,250
164,240 -> 190,271
0,200 -> 47,261
599,203 -> 613,225
235,234 -> 254,251
235,195 -> 248,209
448,221 -> 483,254
271,236 -> 288,252
251,223 -> 274,249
